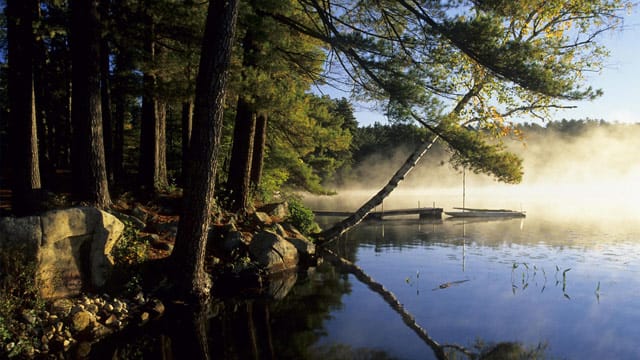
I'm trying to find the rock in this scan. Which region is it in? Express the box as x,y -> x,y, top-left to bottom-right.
133,292 -> 146,305
76,341 -> 92,357
267,270 -> 298,300
105,209 -> 146,230
145,299 -> 165,318
131,206 -> 150,223
104,314 -> 118,326
258,202 -> 289,220
0,207 -> 125,299
208,224 -> 247,260
273,223 -> 287,237
91,323 -> 113,338
139,312 -> 150,323
50,299 -> 74,316
70,304 -> 85,315
143,234 -> 173,251
281,222 -> 304,237
85,303 -> 99,314
285,237 -> 316,263
252,211 -> 273,225
21,309 -> 37,325
71,311 -> 94,332
248,230 -> 299,273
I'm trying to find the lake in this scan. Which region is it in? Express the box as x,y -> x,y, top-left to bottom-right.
94,190 -> 640,359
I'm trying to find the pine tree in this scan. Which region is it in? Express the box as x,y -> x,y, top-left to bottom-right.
6,0 -> 41,215
170,0 -> 239,301
70,0 -> 111,208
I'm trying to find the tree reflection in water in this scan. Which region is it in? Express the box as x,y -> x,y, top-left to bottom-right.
89,257 -> 547,359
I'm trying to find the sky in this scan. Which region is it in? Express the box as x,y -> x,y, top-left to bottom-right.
348,5 -> 640,127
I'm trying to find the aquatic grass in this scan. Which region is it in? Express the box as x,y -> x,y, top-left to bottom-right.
511,262 -> 572,298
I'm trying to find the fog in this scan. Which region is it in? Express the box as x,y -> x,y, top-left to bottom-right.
305,123 -> 640,221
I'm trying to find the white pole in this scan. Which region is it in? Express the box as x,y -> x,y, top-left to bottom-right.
462,167 -> 466,211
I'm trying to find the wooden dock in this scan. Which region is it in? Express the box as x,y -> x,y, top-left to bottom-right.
314,207 -> 443,220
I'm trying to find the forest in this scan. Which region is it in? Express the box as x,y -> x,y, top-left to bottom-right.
0,0 -> 633,340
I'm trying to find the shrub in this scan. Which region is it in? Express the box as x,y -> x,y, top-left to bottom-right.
288,198 -> 319,236
112,221 -> 148,266
0,246 -> 44,357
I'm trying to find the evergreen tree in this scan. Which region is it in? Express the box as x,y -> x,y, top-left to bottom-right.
6,0 -> 41,215
70,0 -> 111,208
170,0 -> 239,301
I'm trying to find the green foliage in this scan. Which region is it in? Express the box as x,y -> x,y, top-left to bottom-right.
112,221 -> 149,266
0,246 -> 44,357
287,198 -> 319,236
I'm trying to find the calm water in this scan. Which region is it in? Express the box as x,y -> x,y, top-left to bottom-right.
96,205 -> 640,359
312,214 -> 640,359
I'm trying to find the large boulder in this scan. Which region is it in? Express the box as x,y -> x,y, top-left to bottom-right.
0,207 -> 124,299
248,230 -> 299,273
257,202 -> 289,220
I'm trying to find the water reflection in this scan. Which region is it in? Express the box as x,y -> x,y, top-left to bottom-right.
93,213 -> 640,359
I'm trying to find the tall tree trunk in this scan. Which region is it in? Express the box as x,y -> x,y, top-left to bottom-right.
181,100 -> 193,186
33,1 -> 55,189
112,52 -> 129,185
226,29 -> 259,213
318,135 -> 439,244
100,35 -> 114,183
6,0 -> 42,216
70,0 -> 111,208
226,98 -> 256,212
138,17 -> 168,193
250,113 -> 267,190
170,0 -> 239,301
156,101 -> 168,189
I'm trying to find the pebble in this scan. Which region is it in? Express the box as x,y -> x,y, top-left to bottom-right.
5,292 -> 165,358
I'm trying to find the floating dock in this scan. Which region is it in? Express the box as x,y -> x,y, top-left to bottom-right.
313,207 -> 443,220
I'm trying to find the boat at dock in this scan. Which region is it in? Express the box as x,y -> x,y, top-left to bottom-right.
444,207 -> 526,218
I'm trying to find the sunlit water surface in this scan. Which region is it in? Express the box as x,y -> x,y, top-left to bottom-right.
96,191 -> 640,359
312,214 -> 640,359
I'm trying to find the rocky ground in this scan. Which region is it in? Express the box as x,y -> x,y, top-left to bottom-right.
5,292 -> 165,358
1,192 -> 317,358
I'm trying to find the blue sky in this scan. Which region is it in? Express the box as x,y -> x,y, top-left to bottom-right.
349,5 -> 640,126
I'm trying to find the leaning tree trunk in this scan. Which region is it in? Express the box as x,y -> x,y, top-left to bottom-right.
170,0 -> 239,302
317,135 -> 439,244
320,248 -> 448,359
70,0 -> 111,208
7,0 -> 42,216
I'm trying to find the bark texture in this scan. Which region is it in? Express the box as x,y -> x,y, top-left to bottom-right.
139,17 -> 168,192
250,113 -> 268,189
181,100 -> 193,185
170,0 -> 239,301
226,98 -> 256,212
70,0 -> 111,208
226,29 -> 260,213
7,0 -> 42,215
